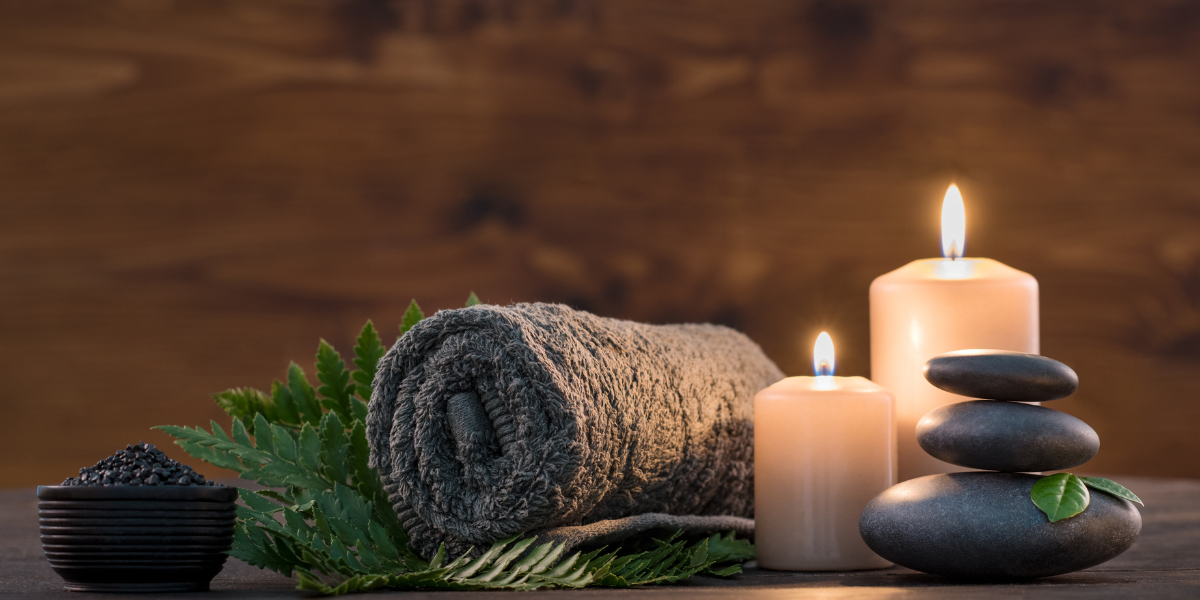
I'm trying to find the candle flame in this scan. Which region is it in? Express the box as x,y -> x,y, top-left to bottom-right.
941,184 -> 966,260
813,331 -> 835,377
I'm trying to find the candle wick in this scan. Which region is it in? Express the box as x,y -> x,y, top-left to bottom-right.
813,374 -> 838,390
944,240 -> 962,261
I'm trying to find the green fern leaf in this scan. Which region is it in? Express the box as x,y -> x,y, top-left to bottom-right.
351,321 -> 386,402
239,488 -> 285,515
213,388 -> 277,434
251,414 -> 275,455
254,489 -> 293,505
267,421 -> 298,464
318,412 -> 351,485
156,420 -> 328,490
704,530 -> 755,565
229,522 -> 302,577
297,424 -> 323,473
287,363 -> 323,427
269,379 -> 302,428
316,340 -> 357,425
400,299 -> 424,335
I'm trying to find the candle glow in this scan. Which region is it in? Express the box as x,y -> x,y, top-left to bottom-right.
941,184 -> 966,260
813,331 -> 835,377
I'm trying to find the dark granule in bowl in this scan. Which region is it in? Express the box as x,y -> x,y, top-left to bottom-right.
62,442 -> 219,486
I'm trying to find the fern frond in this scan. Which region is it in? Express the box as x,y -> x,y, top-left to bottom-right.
290,531 -> 748,595
156,417 -> 322,489
316,340 -> 360,425
212,388 -> 277,435
350,321 -> 386,403
400,299 -> 424,335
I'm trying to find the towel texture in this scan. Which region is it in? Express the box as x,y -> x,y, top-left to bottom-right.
367,303 -> 783,558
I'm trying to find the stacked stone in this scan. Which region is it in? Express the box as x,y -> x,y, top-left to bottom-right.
917,350 -> 1095,474
859,350 -> 1142,579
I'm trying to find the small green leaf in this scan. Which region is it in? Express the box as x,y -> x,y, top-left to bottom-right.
240,488 -> 285,514
709,564 -> 742,577
400,300 -> 424,335
704,531 -> 755,564
287,363 -> 322,427
465,291 -> 481,307
428,544 -> 447,570
316,340 -> 356,425
154,425 -> 246,472
213,387 -> 276,433
1031,473 -> 1091,522
230,417 -> 255,448
297,424 -> 322,473
351,321 -> 386,402
255,489 -> 293,505
269,423 -> 299,464
1081,476 -> 1144,506
351,396 -> 369,422
318,412 -> 350,485
252,414 -> 275,455
270,380 -> 302,427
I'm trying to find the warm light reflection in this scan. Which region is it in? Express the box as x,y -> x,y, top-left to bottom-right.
941,184 -> 966,260
813,331 -> 835,377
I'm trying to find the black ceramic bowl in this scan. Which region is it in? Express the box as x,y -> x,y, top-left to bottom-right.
38,485 -> 238,592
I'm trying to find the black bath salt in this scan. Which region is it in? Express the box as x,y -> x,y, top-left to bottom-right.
62,442 -> 219,487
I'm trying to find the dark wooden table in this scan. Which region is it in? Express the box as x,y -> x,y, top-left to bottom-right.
4,477 -> 1198,599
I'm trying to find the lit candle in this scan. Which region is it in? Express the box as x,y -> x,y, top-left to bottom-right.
754,333 -> 895,571
870,184 -> 1039,481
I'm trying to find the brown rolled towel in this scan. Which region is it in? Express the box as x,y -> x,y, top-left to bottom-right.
367,303 -> 782,558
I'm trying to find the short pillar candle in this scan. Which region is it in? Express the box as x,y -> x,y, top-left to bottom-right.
753,333 -> 895,571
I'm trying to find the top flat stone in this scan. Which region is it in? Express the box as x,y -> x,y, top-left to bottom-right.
924,350 -> 1078,401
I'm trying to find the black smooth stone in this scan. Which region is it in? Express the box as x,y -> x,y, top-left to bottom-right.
916,400 -> 1099,472
924,350 -> 1078,402
859,472 -> 1141,579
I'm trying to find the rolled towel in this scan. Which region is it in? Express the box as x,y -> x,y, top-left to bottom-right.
367,303 -> 783,558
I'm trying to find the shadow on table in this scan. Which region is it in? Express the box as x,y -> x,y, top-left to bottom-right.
689,567 -> 1140,590
840,572 -> 1140,588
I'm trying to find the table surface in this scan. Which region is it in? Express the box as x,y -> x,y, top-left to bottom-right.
3,476 -> 1199,599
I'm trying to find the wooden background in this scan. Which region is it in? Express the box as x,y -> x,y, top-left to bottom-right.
2,0 -> 1199,486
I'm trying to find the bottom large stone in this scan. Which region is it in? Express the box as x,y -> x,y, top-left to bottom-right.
859,472 -> 1141,579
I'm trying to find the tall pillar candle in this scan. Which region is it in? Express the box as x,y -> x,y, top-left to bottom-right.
754,333 -> 894,571
870,185 -> 1038,481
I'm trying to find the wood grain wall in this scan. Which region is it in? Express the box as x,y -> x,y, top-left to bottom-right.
2,0 -> 1199,486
